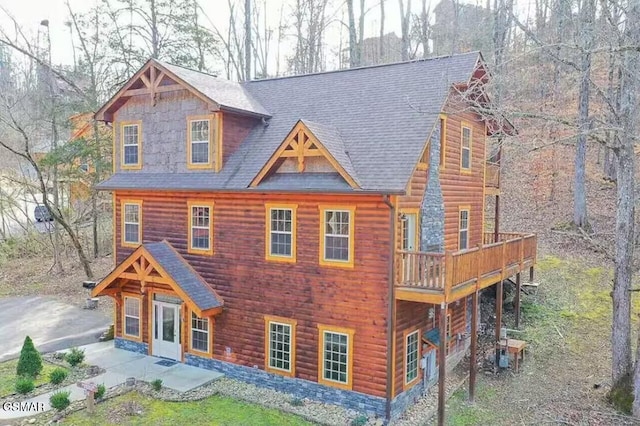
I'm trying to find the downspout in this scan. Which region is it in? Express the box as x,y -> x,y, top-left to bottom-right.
383,194 -> 395,421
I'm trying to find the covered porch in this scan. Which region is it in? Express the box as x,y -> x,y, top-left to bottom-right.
91,241 -> 224,362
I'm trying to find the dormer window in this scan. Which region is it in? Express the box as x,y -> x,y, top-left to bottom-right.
187,115 -> 217,170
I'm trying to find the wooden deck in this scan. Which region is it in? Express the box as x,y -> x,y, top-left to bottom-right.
395,232 -> 537,304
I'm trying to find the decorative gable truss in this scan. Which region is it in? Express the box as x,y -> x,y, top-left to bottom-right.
251,120 -> 360,189
95,60 -> 218,123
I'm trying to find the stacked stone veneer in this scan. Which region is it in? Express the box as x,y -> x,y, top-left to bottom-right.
421,127 -> 445,253
114,337 -> 148,355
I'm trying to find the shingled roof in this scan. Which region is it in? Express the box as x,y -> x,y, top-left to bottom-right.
98,52 -> 482,193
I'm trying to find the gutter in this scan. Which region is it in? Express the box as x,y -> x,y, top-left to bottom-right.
383,194 -> 396,421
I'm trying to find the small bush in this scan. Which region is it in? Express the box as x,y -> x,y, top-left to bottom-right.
95,383 -> 106,400
289,397 -> 304,407
50,390 -> 71,411
65,347 -> 85,367
15,376 -> 35,394
49,368 -> 68,385
351,415 -> 368,426
16,336 -> 43,378
52,352 -> 65,360
151,379 -> 162,391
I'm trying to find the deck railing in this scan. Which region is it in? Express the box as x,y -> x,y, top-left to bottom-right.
485,162 -> 500,188
396,233 -> 537,300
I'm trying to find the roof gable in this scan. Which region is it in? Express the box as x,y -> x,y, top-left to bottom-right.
250,120 -> 359,189
95,59 -> 269,122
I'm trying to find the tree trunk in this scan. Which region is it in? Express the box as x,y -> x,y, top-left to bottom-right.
399,0 -> 411,61
347,0 -> 358,67
244,0 -> 251,80
379,0 -> 385,60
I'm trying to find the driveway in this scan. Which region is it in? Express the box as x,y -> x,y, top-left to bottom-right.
0,296 -> 110,362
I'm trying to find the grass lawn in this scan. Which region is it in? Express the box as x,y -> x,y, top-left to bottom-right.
62,391 -> 314,426
0,359 -> 62,397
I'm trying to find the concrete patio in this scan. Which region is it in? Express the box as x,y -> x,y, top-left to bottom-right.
0,341 -> 224,420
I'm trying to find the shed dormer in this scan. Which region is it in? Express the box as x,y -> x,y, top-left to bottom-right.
95,59 -> 270,174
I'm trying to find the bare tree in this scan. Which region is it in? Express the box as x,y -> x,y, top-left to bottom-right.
245,0 -> 252,79
399,0 -> 411,61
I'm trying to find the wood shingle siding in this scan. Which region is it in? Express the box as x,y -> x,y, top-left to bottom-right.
115,190 -> 391,398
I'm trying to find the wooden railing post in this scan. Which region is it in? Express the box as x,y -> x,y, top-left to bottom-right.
476,244 -> 483,292
444,252 -> 454,303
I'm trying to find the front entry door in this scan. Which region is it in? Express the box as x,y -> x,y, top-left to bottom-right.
152,301 -> 181,360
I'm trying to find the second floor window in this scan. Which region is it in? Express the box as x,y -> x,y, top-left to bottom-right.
122,201 -> 141,247
461,125 -> 472,171
266,205 -> 296,261
320,207 -> 355,267
122,123 -> 141,168
459,208 -> 469,250
188,202 -> 213,255
190,119 -> 210,165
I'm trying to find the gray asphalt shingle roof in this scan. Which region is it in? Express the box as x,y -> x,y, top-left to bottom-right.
144,241 -> 223,311
99,52 -> 480,193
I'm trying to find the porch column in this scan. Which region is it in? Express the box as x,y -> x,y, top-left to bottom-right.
469,291 -> 478,403
493,195 -> 500,242
515,272 -> 521,328
437,302 -> 447,426
494,280 -> 503,366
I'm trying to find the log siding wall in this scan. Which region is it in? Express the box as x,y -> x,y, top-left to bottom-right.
114,190 -> 391,398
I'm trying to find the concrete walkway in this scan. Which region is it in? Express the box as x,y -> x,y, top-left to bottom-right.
0,342 -> 223,420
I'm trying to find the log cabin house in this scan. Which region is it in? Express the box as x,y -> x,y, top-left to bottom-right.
91,52 -> 537,423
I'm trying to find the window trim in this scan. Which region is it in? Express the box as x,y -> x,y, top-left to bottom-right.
264,315 -> 297,377
186,115 -> 216,170
120,120 -> 142,170
458,206 -> 470,250
439,114 -> 447,168
317,324 -> 355,390
265,204 -> 297,262
187,200 -> 214,255
121,199 -> 142,248
122,293 -> 142,342
399,208 -> 420,251
319,205 -> 356,268
460,122 -> 472,173
403,328 -> 421,389
189,309 -> 212,357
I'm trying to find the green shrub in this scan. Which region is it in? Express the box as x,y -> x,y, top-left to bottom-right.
95,383 -> 106,400
49,368 -> 68,385
16,336 -> 42,378
65,347 -> 85,367
289,397 -> 304,406
49,391 -> 71,411
15,376 -> 35,394
351,415 -> 368,426
151,379 -> 162,391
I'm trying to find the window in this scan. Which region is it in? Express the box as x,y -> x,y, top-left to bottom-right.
265,204 -> 297,262
320,206 -> 355,267
439,115 -> 446,167
405,330 -> 420,386
461,124 -> 472,171
191,312 -> 209,353
459,207 -> 470,250
318,325 -> 354,390
123,296 -> 140,339
401,211 -> 418,251
188,201 -> 214,255
121,122 -> 141,168
121,200 -> 142,247
187,115 -> 219,169
264,316 -> 297,376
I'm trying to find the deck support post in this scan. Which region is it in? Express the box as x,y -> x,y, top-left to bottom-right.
437,302 -> 447,426
515,272 -> 521,328
494,280 -> 503,366
493,195 -> 500,242
469,291 -> 478,403
529,266 -> 534,283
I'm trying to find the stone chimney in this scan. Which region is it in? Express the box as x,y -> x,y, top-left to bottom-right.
420,123 -> 445,253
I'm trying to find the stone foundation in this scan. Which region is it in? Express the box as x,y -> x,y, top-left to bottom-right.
114,337 -> 148,355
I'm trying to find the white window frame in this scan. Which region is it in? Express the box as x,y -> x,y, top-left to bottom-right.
405,330 -> 420,385
267,321 -> 293,373
320,207 -> 355,267
461,126 -> 472,170
268,207 -> 293,258
190,312 -> 210,354
122,123 -> 140,166
190,204 -> 211,252
122,202 -> 141,246
321,330 -> 349,385
189,119 -> 210,165
459,208 -> 469,250
123,296 -> 140,338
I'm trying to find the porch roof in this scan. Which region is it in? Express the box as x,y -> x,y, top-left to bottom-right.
92,241 -> 223,317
